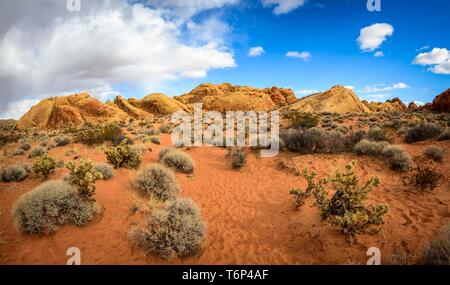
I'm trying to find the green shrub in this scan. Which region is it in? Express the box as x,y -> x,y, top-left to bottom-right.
381,145 -> 413,171
421,223 -> 450,265
1,164 -> 30,182
54,136 -> 70,147
353,139 -> 388,156
76,123 -> 123,145
32,154 -> 56,179
437,129 -> 450,141
65,160 -> 103,201
291,161 -> 389,243
94,163 -> 115,180
129,198 -> 206,259
230,147 -> 246,169
405,122 -> 443,143
160,149 -> 195,174
368,127 -> 387,142
29,146 -> 46,158
423,146 -> 445,162
285,111 -> 319,129
132,164 -> 180,201
13,180 -> 99,235
105,140 -> 142,169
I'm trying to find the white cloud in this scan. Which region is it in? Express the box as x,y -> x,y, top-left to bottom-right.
147,0 -> 238,18
286,51 -> 311,61
414,101 -> 425,106
374,51 -> 384,57
413,48 -> 450,74
357,23 -> 394,52
364,94 -> 390,101
0,0 -> 236,114
261,0 -> 306,15
362,82 -> 409,93
344,85 -> 355,90
296,89 -> 320,96
248,46 -> 265,57
0,99 -> 40,119
417,45 -> 430,52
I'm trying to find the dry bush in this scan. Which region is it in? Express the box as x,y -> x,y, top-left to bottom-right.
94,163 -> 115,180
421,223 -> 450,265
32,154 -> 56,179
405,122 -> 443,143
423,145 -> 444,162
1,163 -> 30,182
158,147 -> 175,161
284,111 -> 319,129
133,164 -> 180,201
76,123 -> 123,145
20,142 -> 31,151
150,136 -> 161,145
353,139 -> 388,156
437,128 -> 450,141
230,147 -> 246,169
160,149 -> 195,174
28,146 -> 46,158
129,198 -> 206,259
381,145 -> 413,171
54,136 -> 70,147
13,180 -> 99,235
403,161 -> 443,192
368,127 -> 387,142
280,128 -> 349,154
105,140 -> 142,169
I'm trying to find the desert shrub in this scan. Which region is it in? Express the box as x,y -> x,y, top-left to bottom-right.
76,123 -> 123,145
105,140 -> 142,169
13,180 -> 99,235
29,146 -> 46,158
285,111 -> 319,129
12,149 -> 25,156
403,162 -> 443,192
423,146 -> 444,162
129,198 -> 206,259
112,134 -> 134,146
132,164 -> 180,201
1,164 -> 30,182
54,136 -> 70,147
158,147 -> 176,161
65,160 -> 103,201
160,150 -> 195,174
160,124 -> 172,134
381,145 -> 413,171
94,163 -> 115,180
368,127 -> 387,142
20,142 -> 31,151
280,128 -> 348,154
346,130 -> 367,146
230,147 -> 246,169
150,136 -> 161,145
353,139 -> 388,156
32,154 -> 56,179
437,128 -> 450,141
405,122 -> 443,143
421,223 -> 450,265
290,161 -> 389,242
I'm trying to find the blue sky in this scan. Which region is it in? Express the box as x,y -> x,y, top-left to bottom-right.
0,0 -> 449,118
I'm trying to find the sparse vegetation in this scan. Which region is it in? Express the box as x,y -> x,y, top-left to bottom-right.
54,135 -> 70,147
1,164 -> 30,182
29,146 -> 46,158
405,122 -> 443,143
421,223 -> 450,265
65,160 -> 103,201
76,123 -> 123,145
32,154 -> 56,179
437,128 -> 450,141
160,149 -> 195,174
285,111 -> 319,129
132,164 -> 180,201
94,163 -> 115,180
230,147 -> 246,169
423,146 -> 445,162
105,140 -> 142,169
353,139 -> 388,156
381,145 -> 413,171
368,127 -> 387,142
128,198 -> 206,259
403,162 -> 443,192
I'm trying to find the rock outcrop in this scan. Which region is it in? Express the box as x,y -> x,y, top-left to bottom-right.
174,83 -> 297,112
287,85 -> 371,113
431,88 -> 450,112
128,93 -> 191,115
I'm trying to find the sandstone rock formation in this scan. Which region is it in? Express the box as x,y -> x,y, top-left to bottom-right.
128,93 -> 191,115
287,85 -> 371,113
113,96 -> 150,119
407,102 -> 419,112
431,88 -> 450,112
16,93 -> 129,129
174,83 -> 297,112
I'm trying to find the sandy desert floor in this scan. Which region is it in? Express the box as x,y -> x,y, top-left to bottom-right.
1,132 -> 449,265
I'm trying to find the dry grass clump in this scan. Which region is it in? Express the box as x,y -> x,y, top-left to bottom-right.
353,139 -> 388,156
20,142 -> 31,151
13,180 -> 99,235
403,161 -> 443,192
128,198 -> 206,259
54,135 -> 70,147
423,145 -> 445,162
76,123 -> 123,145
367,127 -> 387,142
437,128 -> 450,141
405,122 -> 443,143
159,149 -> 195,174
94,163 -> 115,180
28,146 -> 46,158
381,145 -> 413,171
280,128 -> 350,154
284,111 -> 319,129
1,163 -> 31,182
132,164 -> 180,201
229,147 -> 246,169
421,223 -> 450,265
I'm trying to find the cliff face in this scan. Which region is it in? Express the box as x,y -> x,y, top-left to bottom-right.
432,88 -> 450,112
287,85 -> 371,113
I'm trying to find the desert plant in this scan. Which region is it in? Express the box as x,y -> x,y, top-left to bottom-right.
353,139 -> 389,156
29,146 -> 46,158
160,124 -> 172,133
65,160 -> 103,201
405,122 -> 443,143
128,198 -> 206,259
160,149 -> 195,174
1,164 -> 30,182
150,136 -> 161,145
280,128 -> 349,154
437,128 -> 450,141
381,145 -> 413,171
403,162 -> 443,192
13,180 -> 99,235
12,149 -> 25,156
423,146 -> 444,162
105,140 -> 142,169
132,164 -> 180,201
230,147 -> 246,169
76,123 -> 123,145
54,136 -> 70,147
368,127 -> 387,142
289,168 -> 328,209
32,154 -> 56,179
158,147 -> 175,161
20,142 -> 31,151
421,223 -> 450,265
285,111 -> 319,129
94,163 -> 115,180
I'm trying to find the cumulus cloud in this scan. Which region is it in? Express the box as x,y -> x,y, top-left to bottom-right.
248,46 -> 265,57
344,85 -> 355,90
0,0 -> 236,118
147,0 -> 239,18
261,0 -> 306,15
362,83 -> 409,93
374,51 -> 384,57
296,89 -> 320,96
413,48 -> 450,74
357,23 -> 394,52
286,51 -> 311,61
364,93 -> 390,101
